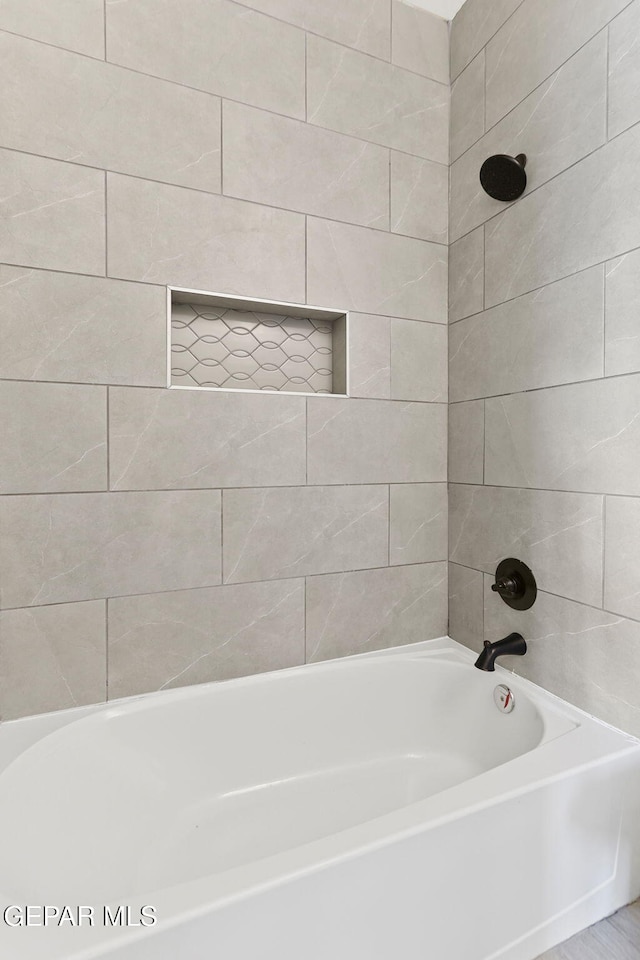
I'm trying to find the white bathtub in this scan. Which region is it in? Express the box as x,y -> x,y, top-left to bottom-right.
1,637 -> 639,960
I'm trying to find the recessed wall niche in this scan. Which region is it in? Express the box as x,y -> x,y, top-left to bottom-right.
168,287 -> 348,396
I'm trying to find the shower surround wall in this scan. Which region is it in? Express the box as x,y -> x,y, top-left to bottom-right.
448,0 -> 640,736
0,0 -> 449,719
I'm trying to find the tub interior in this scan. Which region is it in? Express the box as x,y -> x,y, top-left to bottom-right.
0,655 -> 569,904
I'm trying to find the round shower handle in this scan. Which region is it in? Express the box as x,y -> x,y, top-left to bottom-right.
491,559 -> 537,611
491,574 -> 523,597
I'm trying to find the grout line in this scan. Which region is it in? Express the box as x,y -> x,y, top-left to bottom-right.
449,560 -> 634,627
0,481 -> 449,499
104,597 -> 109,699
387,484 -> 391,564
0,144 -> 449,248
601,494 -> 607,608
450,111 -> 640,249
0,560 -> 448,613
220,99 -> 224,195
106,386 -> 110,490
104,171 -> 108,275
220,489 -> 225,583
451,1 -> 634,157
605,24 -> 610,142
450,367 -> 640,405
448,479 -> 640,500
450,0 -> 527,83
481,399 -> 485,484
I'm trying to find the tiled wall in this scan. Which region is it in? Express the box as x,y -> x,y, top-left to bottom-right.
0,0 -> 449,719
448,0 -> 640,736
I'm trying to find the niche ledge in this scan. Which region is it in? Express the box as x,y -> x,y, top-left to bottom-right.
168,287 -> 348,397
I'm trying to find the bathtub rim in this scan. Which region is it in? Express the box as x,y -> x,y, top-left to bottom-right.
1,637 -> 639,960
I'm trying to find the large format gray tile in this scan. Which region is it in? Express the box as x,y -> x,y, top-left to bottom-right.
449,485 -> 603,606
604,496 -> 640,621
449,268 -> 604,402
448,562 -> 484,652
0,0 -> 104,57
450,35 -> 607,243
450,52 -> 484,162
235,0 -> 390,59
107,174 -> 305,302
0,34 -> 221,193
484,0 -> 628,128
390,152 -> 448,243
390,319 -> 447,402
449,227 -> 484,323
605,248 -> 640,378
307,398 -> 447,484
539,907 -> 640,960
449,400 -> 484,484
450,0 -> 523,80
389,483 -> 447,566
484,374 -> 640,495
109,387 -> 305,490
391,2 -> 449,83
108,579 -> 304,699
484,582 -> 640,738
106,0 -> 305,119
0,491 -> 222,609
0,267 -> 166,385
222,485 -> 388,583
0,381 -> 107,494
0,150 -> 104,275
307,35 -> 449,162
485,123 -> 640,307
223,101 -> 388,228
307,218 -> 447,323
609,2 -> 640,139
306,562 -> 447,662
348,313 -> 391,400
0,601 -> 106,721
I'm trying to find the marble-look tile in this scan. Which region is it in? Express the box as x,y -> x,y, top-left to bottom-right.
0,150 -> 104,276
449,267 -> 604,402
539,909 -> 640,960
234,0 -> 391,59
449,485 -> 603,606
605,248 -> 640,378
485,0 -> 628,128
609,2 -> 640,139
0,0 -> 104,58
604,497 -> 640,621
485,123 -> 640,307
0,491 -> 222,608
222,485 -> 388,583
307,398 -> 447,484
306,561 -> 447,661
109,387 -> 305,490
106,174 -> 305,303
390,319 -> 447,401
448,562 -> 484,652
106,0 -> 305,119
0,381 -> 107,494
484,582 -> 640,738
485,374 -> 640,495
450,52 -> 484,163
108,579 -> 304,699
0,267 -> 166,385
307,218 -> 447,323
450,0 -> 523,80
224,101 -> 388,228
449,227 -> 484,323
389,483 -> 447,565
450,35 -> 607,243
391,2 -> 449,83
390,153 -> 448,243
348,313 -> 391,399
0,34 -> 221,194
449,400 -> 484,484
0,601 -> 106,721
307,35 -> 449,163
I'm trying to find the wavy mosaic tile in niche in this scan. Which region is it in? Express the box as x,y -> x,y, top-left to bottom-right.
171,303 -> 335,393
